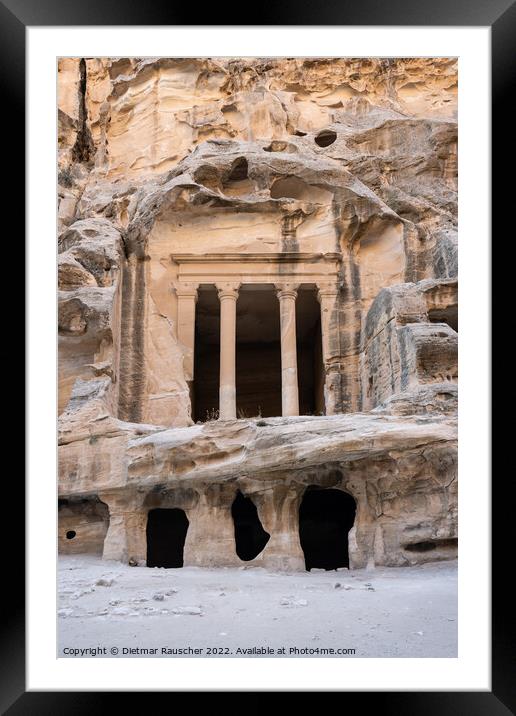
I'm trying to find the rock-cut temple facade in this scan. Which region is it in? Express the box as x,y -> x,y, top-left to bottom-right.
58,57 -> 458,571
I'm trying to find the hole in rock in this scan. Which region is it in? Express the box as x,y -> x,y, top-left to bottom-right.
270,176 -> 333,204
228,157 -> 248,182
299,488 -> 356,570
263,141 -> 296,153
314,129 -> 337,147
263,141 -> 288,152
58,496 -> 109,555
428,306 -> 458,332
146,508 -> 189,568
232,490 -> 270,561
270,175 -> 310,200
404,538 -> 458,553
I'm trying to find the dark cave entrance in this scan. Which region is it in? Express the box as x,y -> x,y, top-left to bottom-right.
146,508 -> 189,568
299,488 -> 356,570
231,490 -> 270,561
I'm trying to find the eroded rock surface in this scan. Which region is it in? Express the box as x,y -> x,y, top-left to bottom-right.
58,57 -> 458,571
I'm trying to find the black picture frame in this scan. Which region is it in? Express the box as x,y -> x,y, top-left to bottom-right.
8,0 -> 511,710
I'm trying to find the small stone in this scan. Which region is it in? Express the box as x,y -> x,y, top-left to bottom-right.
334,583 -> 342,589
128,558 -> 138,567
171,606 -> 203,616
152,593 -> 165,601
109,599 -> 121,606
58,608 -> 73,617
96,578 -> 114,587
280,597 -> 308,607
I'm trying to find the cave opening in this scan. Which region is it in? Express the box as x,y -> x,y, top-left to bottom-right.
315,129 -> 337,147
231,490 -> 270,561
146,508 -> 189,568
299,487 -> 356,570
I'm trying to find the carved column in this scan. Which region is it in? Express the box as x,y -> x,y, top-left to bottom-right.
99,490 -> 147,565
217,283 -> 240,420
276,284 -> 299,417
317,284 -> 339,365
175,284 -> 198,382
317,283 -> 340,415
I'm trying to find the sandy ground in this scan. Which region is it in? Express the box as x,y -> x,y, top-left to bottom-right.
58,555 -> 457,658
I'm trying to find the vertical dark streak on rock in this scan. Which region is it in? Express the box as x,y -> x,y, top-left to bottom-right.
117,257 -> 146,422
387,320 -> 396,394
280,213 -> 299,252
131,258 -> 146,422
71,58 -> 95,165
398,328 -> 409,392
117,259 -> 135,421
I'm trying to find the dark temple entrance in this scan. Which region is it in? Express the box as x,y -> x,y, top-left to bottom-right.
296,288 -> 324,416
236,286 -> 281,418
146,508 -> 189,568
231,490 -> 270,561
193,286 -> 220,422
299,488 -> 356,570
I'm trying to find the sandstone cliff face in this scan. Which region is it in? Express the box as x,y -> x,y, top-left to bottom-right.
58,58 -> 458,571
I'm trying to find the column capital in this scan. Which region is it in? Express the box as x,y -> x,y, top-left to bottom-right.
275,283 -> 299,300
316,283 -> 339,303
174,282 -> 199,301
216,282 -> 240,301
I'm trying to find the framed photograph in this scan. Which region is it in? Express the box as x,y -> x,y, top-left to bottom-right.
10,0 -> 509,708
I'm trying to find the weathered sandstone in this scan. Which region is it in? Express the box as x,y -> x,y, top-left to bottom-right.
58,57 -> 458,571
